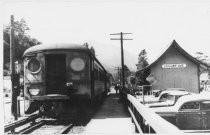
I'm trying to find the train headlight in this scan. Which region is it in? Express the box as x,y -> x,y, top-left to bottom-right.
27,58 -> 41,74
29,88 -> 40,96
70,58 -> 85,71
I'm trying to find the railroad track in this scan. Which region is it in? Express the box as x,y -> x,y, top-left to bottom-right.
4,113 -> 40,133
4,103 -> 97,134
4,114 -> 79,134
18,119 -> 74,134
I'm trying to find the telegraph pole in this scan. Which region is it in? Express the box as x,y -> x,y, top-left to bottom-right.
10,15 -> 18,120
110,32 -> 132,90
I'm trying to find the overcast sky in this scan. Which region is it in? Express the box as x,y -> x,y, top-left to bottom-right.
3,0 -> 210,71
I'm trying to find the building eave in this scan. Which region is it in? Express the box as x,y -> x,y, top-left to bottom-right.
136,40 -> 209,73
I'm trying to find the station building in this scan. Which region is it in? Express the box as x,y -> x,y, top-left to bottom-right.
140,40 -> 209,93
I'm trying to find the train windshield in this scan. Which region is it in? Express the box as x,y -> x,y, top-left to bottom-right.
45,54 -> 66,94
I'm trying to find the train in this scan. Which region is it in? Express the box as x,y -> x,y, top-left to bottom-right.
23,43 -> 110,116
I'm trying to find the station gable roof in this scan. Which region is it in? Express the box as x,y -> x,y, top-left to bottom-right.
138,40 -> 209,71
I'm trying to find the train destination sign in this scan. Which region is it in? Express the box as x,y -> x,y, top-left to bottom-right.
162,64 -> 187,69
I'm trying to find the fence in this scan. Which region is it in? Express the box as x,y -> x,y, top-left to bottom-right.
127,94 -> 183,134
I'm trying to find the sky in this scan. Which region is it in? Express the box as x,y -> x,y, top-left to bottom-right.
3,0 -> 210,72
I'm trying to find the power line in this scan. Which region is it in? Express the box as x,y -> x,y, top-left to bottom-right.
110,33 -> 132,35
110,38 -> 132,40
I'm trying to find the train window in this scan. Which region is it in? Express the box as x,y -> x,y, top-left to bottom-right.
99,71 -> 105,81
70,58 -> 85,71
99,71 -> 102,81
27,58 -> 41,74
94,67 -> 99,80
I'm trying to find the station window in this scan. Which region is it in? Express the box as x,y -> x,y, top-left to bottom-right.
94,63 -> 105,81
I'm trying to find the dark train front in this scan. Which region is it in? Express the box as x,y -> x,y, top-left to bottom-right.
23,43 -> 109,116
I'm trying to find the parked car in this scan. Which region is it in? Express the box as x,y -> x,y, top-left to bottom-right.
146,90 -> 190,108
150,93 -> 210,130
155,88 -> 186,97
138,88 -> 188,104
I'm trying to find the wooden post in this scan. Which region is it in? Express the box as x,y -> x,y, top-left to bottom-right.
10,15 -> 18,120
142,86 -> 145,104
110,32 -> 132,90
120,32 -> 125,90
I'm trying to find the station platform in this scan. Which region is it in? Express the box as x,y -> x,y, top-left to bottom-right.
84,88 -> 135,134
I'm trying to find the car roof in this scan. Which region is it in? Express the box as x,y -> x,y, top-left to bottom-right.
151,93 -> 210,112
158,88 -> 186,94
165,88 -> 186,91
174,93 -> 210,109
152,89 -> 161,92
160,90 -> 189,96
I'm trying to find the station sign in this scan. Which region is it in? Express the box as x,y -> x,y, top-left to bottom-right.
162,64 -> 187,69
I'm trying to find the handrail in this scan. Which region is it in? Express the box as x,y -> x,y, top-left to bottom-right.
127,94 -> 183,134
128,107 -> 143,134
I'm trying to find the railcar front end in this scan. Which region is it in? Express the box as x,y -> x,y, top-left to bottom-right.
23,44 -> 102,115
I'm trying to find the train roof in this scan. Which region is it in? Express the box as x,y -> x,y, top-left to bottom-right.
23,43 -> 107,72
23,43 -> 90,56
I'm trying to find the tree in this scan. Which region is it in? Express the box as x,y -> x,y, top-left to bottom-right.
115,65 -> 131,84
123,65 -> 131,84
136,49 -> 149,70
135,49 -> 150,86
3,18 -> 41,70
195,51 -> 210,65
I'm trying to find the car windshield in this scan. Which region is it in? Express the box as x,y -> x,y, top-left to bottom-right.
159,93 -> 175,102
167,95 -> 175,101
155,90 -> 164,97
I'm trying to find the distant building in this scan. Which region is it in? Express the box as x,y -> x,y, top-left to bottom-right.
138,40 -> 209,93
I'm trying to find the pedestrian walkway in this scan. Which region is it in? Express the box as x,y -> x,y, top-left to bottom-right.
84,87 -> 135,134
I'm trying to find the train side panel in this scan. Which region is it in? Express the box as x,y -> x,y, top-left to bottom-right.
24,53 -> 46,113
93,61 -> 106,99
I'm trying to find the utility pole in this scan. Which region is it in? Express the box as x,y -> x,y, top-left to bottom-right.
110,32 -> 132,90
10,15 -> 18,120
